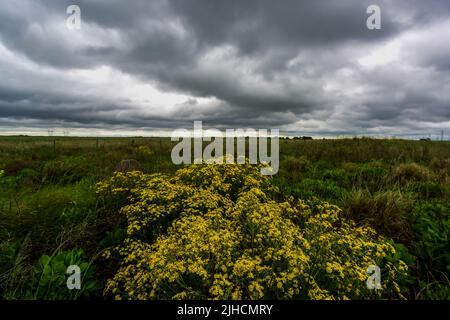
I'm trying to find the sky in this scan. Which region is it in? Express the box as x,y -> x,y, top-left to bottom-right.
0,0 -> 449,138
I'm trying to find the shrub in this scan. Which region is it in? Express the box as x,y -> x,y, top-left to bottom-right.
3,159 -> 34,176
115,159 -> 142,173
99,162 -> 409,300
391,163 -> 435,185
407,181 -> 449,200
135,146 -> 154,162
281,156 -> 311,182
96,170 -> 156,211
339,162 -> 359,173
429,157 -> 450,174
341,190 -> 414,243
38,156 -> 89,184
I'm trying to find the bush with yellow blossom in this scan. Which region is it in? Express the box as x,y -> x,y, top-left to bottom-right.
97,161 -> 410,300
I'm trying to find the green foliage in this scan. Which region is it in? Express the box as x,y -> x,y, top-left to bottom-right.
321,168 -> 350,186
134,145 -> 154,162
295,178 -> 345,200
410,202 -> 449,277
0,180 -> 96,252
1,137 -> 450,300
38,156 -> 91,185
407,181 -> 449,200
416,282 -> 450,300
354,161 -> 389,191
280,156 -> 311,182
0,237 -> 32,299
26,249 -> 100,300
341,190 -> 414,243
99,229 -> 127,249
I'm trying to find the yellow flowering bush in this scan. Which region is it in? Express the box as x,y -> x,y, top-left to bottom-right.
97,162 -> 410,300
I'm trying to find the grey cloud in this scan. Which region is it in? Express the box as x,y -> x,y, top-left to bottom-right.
0,0 -> 449,136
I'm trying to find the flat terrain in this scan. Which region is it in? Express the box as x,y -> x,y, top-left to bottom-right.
0,137 -> 449,299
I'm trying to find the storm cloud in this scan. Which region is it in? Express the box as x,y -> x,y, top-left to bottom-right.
0,0 -> 449,137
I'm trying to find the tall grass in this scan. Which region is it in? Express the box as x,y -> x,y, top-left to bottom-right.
0,136 -> 449,299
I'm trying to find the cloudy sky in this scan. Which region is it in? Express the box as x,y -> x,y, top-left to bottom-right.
0,0 -> 449,137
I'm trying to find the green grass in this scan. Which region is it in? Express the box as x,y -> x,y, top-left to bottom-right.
0,136 -> 449,299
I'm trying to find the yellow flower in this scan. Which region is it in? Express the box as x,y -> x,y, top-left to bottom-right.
98,161 -> 409,300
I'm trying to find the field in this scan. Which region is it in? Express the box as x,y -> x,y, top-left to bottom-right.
0,136 -> 449,300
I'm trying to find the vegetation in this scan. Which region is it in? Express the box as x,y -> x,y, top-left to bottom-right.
0,136 -> 449,299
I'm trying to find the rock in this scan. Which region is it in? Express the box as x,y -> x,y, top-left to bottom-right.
115,159 -> 142,172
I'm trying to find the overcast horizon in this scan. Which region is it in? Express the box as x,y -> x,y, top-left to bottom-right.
1,1 -> 449,139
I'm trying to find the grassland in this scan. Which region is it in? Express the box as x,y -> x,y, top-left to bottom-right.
0,136 -> 449,299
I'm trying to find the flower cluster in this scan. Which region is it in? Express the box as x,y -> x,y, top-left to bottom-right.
98,161 -> 409,300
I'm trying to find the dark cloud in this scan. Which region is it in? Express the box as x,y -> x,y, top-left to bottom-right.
0,0 -> 449,136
